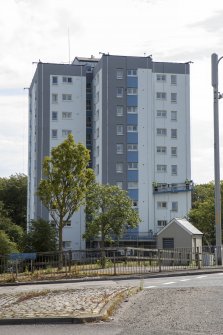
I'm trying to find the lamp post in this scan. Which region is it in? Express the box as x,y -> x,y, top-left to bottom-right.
211,53 -> 222,265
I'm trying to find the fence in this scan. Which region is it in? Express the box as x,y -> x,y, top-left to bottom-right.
0,246 -> 220,283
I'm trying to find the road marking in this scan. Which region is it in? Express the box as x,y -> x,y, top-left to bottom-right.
196,275 -> 207,279
144,286 -> 157,289
163,281 -> 175,285
180,278 -> 191,282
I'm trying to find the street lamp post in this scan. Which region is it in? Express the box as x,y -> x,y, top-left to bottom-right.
211,53 -> 222,265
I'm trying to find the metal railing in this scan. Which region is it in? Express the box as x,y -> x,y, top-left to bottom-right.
0,246 -> 220,283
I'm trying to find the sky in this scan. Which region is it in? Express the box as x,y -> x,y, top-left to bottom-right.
1,0 -> 223,184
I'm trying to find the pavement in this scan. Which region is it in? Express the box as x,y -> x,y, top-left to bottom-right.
0,267 -> 222,325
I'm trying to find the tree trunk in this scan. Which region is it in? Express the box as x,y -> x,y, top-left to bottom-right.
58,222 -> 63,270
100,230 -> 106,268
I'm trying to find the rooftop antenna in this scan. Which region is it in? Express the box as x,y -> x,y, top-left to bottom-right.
68,25 -> 71,64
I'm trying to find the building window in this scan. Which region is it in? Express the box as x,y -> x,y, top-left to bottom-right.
171,93 -> 177,103
52,111 -> 58,121
52,94 -> 58,104
117,105 -> 124,116
128,162 -> 138,170
116,181 -> 123,189
171,75 -> 177,85
171,165 -> 177,175
127,144 -> 138,151
157,164 -> 167,173
117,87 -> 124,98
62,129 -> 72,137
156,74 -> 166,82
156,110 -> 167,118
96,128 -> 99,138
96,146 -> 99,157
127,125 -> 138,132
171,129 -> 177,139
157,201 -> 167,209
116,143 -> 124,154
157,146 -> 166,154
64,221 -> 72,227
116,69 -> 124,79
127,69 -> 137,76
128,181 -> 138,189
62,76 -> 72,84
171,111 -> 177,121
87,116 -> 92,127
157,128 -> 167,136
127,106 -> 138,114
62,94 -> 72,101
116,163 -> 123,173
117,125 -> 124,135
127,88 -> 137,95
156,92 -> 166,100
172,201 -> 178,212
132,200 -> 138,208
96,164 -> 99,175
52,76 -> 58,85
62,241 -> 72,249
52,129 -> 58,139
96,92 -> 99,103
62,112 -> 72,119
171,147 -> 177,156
157,220 -> 167,227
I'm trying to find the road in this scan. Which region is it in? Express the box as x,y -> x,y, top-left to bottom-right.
1,272 -> 223,335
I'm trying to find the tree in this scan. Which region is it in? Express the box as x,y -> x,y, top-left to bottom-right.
24,219 -> 57,252
37,134 -> 95,254
0,230 -> 18,255
84,183 -> 140,250
0,174 -> 27,230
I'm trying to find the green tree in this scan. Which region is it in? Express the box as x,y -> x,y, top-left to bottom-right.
24,219 -> 57,252
0,230 -> 18,255
84,183 -> 140,250
0,174 -> 27,230
37,134 -> 95,254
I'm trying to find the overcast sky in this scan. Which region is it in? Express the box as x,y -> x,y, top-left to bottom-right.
1,0 -> 223,184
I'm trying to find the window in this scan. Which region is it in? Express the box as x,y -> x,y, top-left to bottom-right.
96,146 -> 99,157
116,143 -> 124,154
96,164 -> 99,175
52,76 -> 58,85
62,112 -> 72,119
156,110 -> 167,118
117,87 -> 124,98
116,69 -> 124,79
62,76 -> 72,84
62,241 -> 72,249
52,94 -> 58,104
171,110 -> 177,121
128,181 -> 138,189
171,129 -> 177,139
127,106 -> 138,114
128,162 -> 138,170
117,124 -> 124,135
171,165 -> 177,175
96,92 -> 99,103
157,128 -> 167,136
171,147 -> 177,156
127,69 -> 137,76
127,88 -> 137,95
127,125 -> 137,132
171,75 -> 177,85
64,221 -> 71,227
156,92 -> 166,100
172,201 -> 178,212
52,129 -> 58,139
171,93 -> 177,103
116,181 -> 123,189
157,201 -> 167,209
96,128 -> 99,138
127,144 -> 138,151
117,105 -> 124,116
87,116 -> 92,127
156,74 -> 166,82
162,237 -> 174,248
157,146 -> 166,154
52,111 -> 58,121
132,200 -> 138,208
116,163 -> 123,173
157,220 -> 167,227
62,94 -> 72,101
62,129 -> 72,137
157,164 -> 167,173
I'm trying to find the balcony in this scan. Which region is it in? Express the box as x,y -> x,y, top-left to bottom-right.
153,181 -> 193,194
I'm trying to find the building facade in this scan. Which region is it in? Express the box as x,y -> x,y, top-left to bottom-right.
28,54 -> 192,250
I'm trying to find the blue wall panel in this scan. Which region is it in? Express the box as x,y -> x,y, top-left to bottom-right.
128,189 -> 138,200
127,133 -> 138,143
128,170 -> 138,181
127,114 -> 138,124
127,96 -> 138,106
127,151 -> 138,161
127,77 -> 138,88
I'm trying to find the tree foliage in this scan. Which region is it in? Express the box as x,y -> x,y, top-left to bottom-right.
188,181 -> 223,245
84,183 -> 140,248
0,230 -> 19,255
37,134 -> 95,253
0,174 -> 27,230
